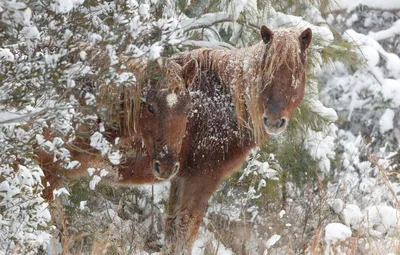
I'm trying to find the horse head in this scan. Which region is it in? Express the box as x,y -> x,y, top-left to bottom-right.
138,59 -> 197,180
259,26 -> 312,135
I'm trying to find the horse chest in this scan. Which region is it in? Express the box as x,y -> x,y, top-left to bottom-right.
182,79 -> 251,172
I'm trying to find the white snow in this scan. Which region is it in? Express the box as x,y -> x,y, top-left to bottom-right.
87,167 -> 95,177
63,160 -> 81,170
379,109 -> 395,134
381,79 -> 400,107
329,0 -> 400,11
192,227 -> 234,255
21,26 -> 40,40
90,132 -> 111,156
89,175 -> 101,190
99,169 -> 109,177
51,0 -> 84,13
148,43 -> 164,60
369,19 -> 400,41
264,234 -> 281,249
363,205 -> 400,236
340,204 -> 363,229
359,45 -> 379,69
308,99 -> 338,122
303,124 -> 337,173
138,4 -> 150,18
324,223 -> 351,245
108,151 -> 121,165
0,48 -> 14,62
79,201 -> 87,210
53,187 -> 70,199
329,198 -> 344,214
79,50 -> 87,60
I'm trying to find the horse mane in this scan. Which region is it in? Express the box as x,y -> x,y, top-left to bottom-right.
95,55 -> 187,137
173,28 -> 304,144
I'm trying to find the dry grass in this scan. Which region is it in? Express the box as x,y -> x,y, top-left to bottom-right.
203,156 -> 400,255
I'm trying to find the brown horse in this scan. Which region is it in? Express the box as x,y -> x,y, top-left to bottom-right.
37,57 -> 197,199
156,26 -> 312,253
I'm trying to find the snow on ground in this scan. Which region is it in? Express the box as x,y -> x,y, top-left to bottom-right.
324,223 -> 352,255
324,223 -> 352,245
192,227 -> 234,255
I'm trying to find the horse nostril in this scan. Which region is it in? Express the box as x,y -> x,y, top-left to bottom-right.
279,117 -> 287,128
263,116 -> 268,126
174,162 -> 180,172
153,161 -> 161,174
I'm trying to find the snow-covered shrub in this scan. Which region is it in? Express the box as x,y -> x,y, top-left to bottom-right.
0,125 -> 51,254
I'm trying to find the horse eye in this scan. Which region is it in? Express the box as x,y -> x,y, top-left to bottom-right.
147,105 -> 154,113
297,72 -> 302,78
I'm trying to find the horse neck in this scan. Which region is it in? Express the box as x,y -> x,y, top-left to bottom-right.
211,43 -> 263,88
188,70 -> 256,151
210,43 -> 266,144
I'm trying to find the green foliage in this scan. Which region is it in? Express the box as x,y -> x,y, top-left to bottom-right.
320,38 -> 362,71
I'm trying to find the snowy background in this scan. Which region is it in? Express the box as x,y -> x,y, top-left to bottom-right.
0,0 -> 399,254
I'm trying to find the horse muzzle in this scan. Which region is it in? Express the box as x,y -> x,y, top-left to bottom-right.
263,114 -> 288,135
152,159 -> 180,181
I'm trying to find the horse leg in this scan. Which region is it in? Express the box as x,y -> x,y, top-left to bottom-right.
163,177 -> 183,253
165,172 -> 224,254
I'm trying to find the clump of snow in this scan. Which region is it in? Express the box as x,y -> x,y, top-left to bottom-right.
108,151 -> 121,165
369,19 -> 400,41
90,132 -> 111,156
53,187 -> 70,199
79,200 -> 87,210
359,45 -> 379,69
192,227 -> 234,255
340,204 -> 363,229
303,123 -> 337,173
308,99 -> 338,122
89,175 -> 102,190
264,234 -> 281,249
381,79 -> 400,107
363,205 -> 400,236
0,48 -> 14,62
51,0 -> 84,13
329,198 -> 344,214
21,26 -> 40,40
148,43 -> 163,60
87,167 -> 96,177
324,223 -> 351,245
379,109 -> 395,134
62,160 -> 81,170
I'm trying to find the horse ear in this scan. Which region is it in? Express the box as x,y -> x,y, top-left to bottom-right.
182,59 -> 197,88
260,25 -> 273,44
299,28 -> 312,51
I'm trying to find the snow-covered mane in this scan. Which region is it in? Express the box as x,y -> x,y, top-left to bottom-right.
99,58 -> 191,137
172,27 -> 308,144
